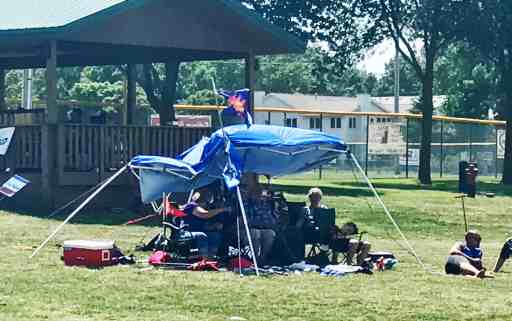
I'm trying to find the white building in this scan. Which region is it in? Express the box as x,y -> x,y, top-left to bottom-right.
253,92 -> 446,144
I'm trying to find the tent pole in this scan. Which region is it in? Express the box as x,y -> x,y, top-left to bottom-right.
30,165 -> 128,258
187,190 -> 195,203
236,216 -> 242,276
235,186 -> 259,276
349,153 -> 426,269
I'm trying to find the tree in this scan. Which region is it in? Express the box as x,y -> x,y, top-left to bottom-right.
135,62 -> 180,125
436,44 -> 497,119
457,0 -> 512,184
374,57 -> 422,96
247,0 -> 461,184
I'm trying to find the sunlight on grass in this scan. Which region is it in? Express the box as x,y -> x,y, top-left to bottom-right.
1,177 -> 512,320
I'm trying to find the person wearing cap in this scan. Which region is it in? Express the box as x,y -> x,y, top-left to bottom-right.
445,230 -> 491,278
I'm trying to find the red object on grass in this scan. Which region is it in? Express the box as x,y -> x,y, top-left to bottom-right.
63,240 -> 118,267
148,251 -> 171,265
228,257 -> 253,270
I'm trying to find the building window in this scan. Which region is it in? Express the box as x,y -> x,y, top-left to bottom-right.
349,117 -> 357,129
310,117 -> 321,129
286,118 -> 297,128
331,117 -> 342,129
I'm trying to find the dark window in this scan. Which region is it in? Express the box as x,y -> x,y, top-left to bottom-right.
286,118 -> 297,128
349,117 -> 357,129
315,118 -> 321,129
336,118 -> 342,128
309,118 -> 315,129
331,118 -> 336,128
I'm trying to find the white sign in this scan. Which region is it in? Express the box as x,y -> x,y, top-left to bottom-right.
399,149 -> 420,166
497,129 -> 506,159
0,127 -> 15,155
368,123 -> 406,155
0,175 -> 30,197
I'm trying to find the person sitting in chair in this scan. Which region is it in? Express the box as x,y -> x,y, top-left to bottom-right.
330,222 -> 371,266
241,174 -> 278,266
445,230 -> 492,278
306,188 -> 371,265
182,192 -> 230,258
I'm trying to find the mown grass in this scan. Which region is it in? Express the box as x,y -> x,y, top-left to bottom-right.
2,176 -> 512,321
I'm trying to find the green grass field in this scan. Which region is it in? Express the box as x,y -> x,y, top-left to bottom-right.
2,177 -> 512,321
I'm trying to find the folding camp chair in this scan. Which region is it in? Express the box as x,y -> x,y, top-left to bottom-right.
304,208 -> 336,264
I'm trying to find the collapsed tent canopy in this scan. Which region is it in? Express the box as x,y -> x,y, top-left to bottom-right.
130,125 -> 347,203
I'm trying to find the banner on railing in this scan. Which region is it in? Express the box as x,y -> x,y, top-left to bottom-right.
497,129 -> 505,159
0,175 -> 30,197
368,123 -> 405,155
0,127 -> 15,155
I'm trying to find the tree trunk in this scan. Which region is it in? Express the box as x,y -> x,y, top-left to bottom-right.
418,60 -> 434,185
0,68 -> 5,111
160,61 -> 180,125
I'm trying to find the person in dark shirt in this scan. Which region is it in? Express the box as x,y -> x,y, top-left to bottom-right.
182,192 -> 230,258
240,174 -> 278,266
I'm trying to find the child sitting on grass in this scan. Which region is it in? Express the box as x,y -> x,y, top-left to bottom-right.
445,230 -> 493,278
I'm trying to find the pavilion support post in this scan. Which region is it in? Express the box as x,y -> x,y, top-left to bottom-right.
42,40 -> 58,208
0,68 -> 6,111
126,64 -> 137,125
245,53 -> 256,117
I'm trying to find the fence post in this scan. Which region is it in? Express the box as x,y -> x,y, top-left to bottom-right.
405,118 -> 409,179
440,120 -> 444,178
365,114 -> 369,176
319,112 -> 323,180
283,112 -> 287,127
495,126 -> 499,178
41,124 -> 57,208
469,123 -> 473,162
267,111 -> 271,125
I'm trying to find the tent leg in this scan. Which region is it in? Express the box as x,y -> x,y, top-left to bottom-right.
30,165 -> 128,258
187,190 -> 194,203
349,153 -> 426,269
236,186 -> 259,276
236,216 -> 242,276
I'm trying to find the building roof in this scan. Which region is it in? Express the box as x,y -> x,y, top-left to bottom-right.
254,91 -> 385,114
0,0 -> 305,68
372,96 -> 447,113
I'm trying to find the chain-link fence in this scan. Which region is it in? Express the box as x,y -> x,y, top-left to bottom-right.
176,105 -> 506,180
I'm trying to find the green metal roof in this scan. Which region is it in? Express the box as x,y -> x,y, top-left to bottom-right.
0,0 -> 305,53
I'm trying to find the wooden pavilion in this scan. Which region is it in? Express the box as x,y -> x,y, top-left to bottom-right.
0,0 -> 305,209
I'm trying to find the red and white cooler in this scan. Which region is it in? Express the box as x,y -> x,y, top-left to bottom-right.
63,240 -> 118,267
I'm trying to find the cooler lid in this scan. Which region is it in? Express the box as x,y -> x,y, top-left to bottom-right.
63,240 -> 115,250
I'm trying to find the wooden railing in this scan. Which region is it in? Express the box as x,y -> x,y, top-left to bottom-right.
0,125 -> 42,171
59,125 -> 211,173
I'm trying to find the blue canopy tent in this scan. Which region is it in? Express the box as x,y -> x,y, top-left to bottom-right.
130,124 -> 347,203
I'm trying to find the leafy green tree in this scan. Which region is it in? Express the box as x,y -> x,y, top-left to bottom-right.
374,58 -> 422,96
456,0 -> 512,183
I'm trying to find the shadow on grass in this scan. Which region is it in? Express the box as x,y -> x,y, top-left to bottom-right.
271,182 -> 376,197
1,199 -> 163,227
333,178 -> 512,196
